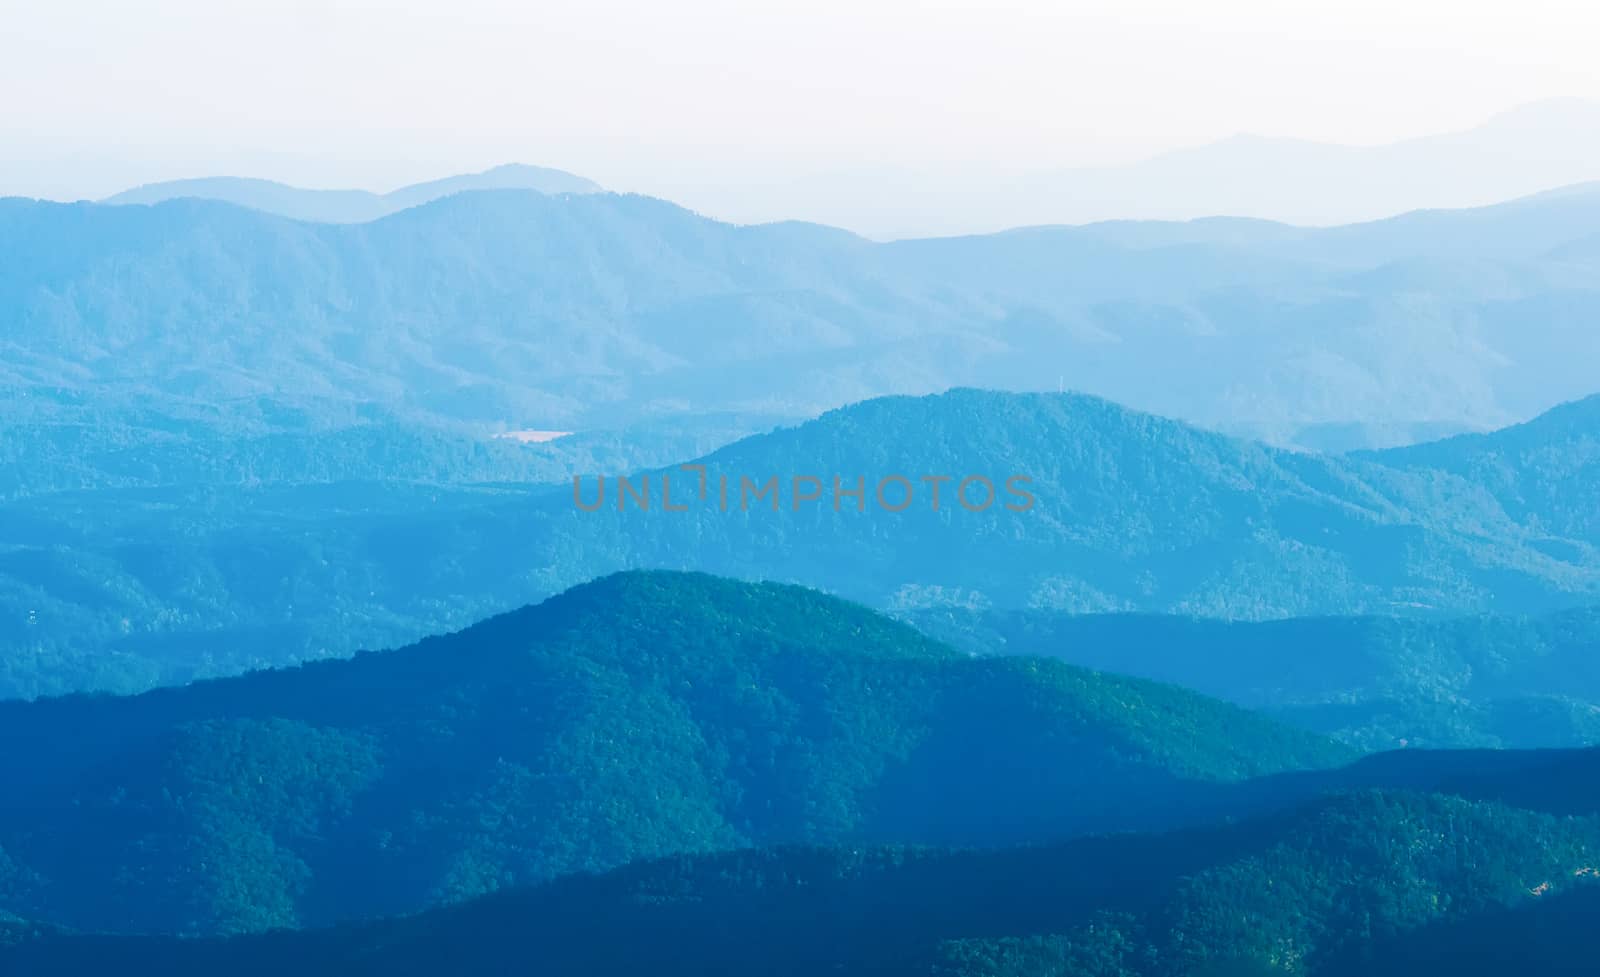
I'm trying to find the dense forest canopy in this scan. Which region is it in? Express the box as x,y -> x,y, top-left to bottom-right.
0,571 -> 1350,934
4,789 -> 1597,976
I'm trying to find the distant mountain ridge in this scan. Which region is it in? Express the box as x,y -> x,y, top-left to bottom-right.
22,99 -> 1600,238
733,97 -> 1600,236
99,163 -> 602,222
7,179 -> 1600,448
1041,98 -> 1600,226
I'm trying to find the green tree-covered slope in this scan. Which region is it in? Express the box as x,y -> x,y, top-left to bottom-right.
909,604 -> 1600,750
1364,392 -> 1600,549
0,571 -> 1349,935
4,790 -> 1596,976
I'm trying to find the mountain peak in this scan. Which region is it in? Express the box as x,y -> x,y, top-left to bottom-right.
99,163 -> 601,223
460,568 -> 958,670
385,163 -> 602,204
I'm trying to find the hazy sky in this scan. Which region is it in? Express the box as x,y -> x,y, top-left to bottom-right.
4,0 -> 1599,212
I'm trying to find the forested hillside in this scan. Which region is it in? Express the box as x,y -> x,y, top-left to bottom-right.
4,790 -> 1596,976
910,604 -> 1600,749
0,571 -> 1349,934
1366,392 -> 1600,548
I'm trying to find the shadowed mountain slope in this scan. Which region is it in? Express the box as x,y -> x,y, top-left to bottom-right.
4,787 -> 1597,976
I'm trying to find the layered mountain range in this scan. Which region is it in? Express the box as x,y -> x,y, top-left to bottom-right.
6,387 -> 1600,700
7,144 -> 1600,976
1,573 -> 1597,974
6,177 -> 1600,457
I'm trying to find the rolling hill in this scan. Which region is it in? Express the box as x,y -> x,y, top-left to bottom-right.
0,571 -> 1350,935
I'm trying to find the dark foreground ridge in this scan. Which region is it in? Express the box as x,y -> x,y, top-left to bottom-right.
4,786 -> 1597,976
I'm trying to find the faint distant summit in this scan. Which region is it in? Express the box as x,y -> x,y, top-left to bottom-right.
382,164 -> 602,206
999,97 -> 1600,229
712,98 -> 1600,237
102,163 -> 602,223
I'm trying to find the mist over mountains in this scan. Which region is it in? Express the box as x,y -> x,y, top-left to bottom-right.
7,172 -> 1600,458
41,99 -> 1600,239
768,98 -> 1600,236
